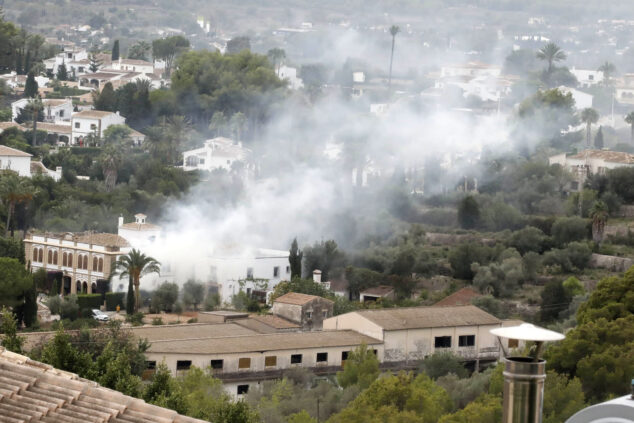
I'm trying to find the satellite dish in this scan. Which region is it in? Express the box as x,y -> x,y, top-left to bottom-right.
490,323 -> 565,342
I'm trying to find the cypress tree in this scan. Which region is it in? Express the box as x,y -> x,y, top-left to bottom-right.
457,195 -> 480,229
289,237 -> 303,279
594,126 -> 604,149
24,72 -> 38,98
22,284 -> 37,327
126,275 -> 134,315
56,63 -> 68,81
94,82 -> 116,111
112,40 -> 120,61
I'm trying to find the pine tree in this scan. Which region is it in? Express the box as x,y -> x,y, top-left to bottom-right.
24,72 -> 38,98
93,82 -> 116,111
112,40 -> 120,61
594,126 -> 604,149
289,238 -> 303,279
56,63 -> 68,81
126,275 -> 135,315
89,53 -> 102,73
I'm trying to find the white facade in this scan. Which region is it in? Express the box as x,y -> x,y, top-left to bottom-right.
0,146 -> 32,177
71,110 -> 126,144
549,150 -> 634,189
109,58 -> 155,74
570,68 -> 604,88
117,214 -> 162,251
182,137 -> 250,172
44,47 -> 90,76
440,62 -> 502,78
558,86 -> 593,110
12,98 -> 73,123
278,66 -> 303,90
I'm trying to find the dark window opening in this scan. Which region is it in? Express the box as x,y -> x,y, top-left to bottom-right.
459,335 -> 475,347
145,361 -> 156,370
341,351 -> 350,361
210,360 -> 223,370
273,266 -> 279,277
435,336 -> 452,348
290,354 -> 302,364
176,360 -> 192,370
237,385 -> 249,395
316,352 -> 328,362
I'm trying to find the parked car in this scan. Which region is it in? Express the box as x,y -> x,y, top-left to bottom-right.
92,309 -> 109,322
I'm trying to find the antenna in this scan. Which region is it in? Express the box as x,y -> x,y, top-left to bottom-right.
490,323 -> 564,423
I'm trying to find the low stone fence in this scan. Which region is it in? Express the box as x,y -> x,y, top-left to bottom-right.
588,253 -> 633,272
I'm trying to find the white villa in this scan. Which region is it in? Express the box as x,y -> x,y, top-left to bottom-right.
549,149 -> 634,190
11,98 -> 73,123
557,86 -> 593,110
109,58 -> 155,74
118,213 -> 162,251
43,47 -> 90,76
570,68 -> 604,88
440,62 -> 502,78
71,110 -> 126,145
278,66 -> 304,90
0,145 -> 31,177
182,137 -> 251,172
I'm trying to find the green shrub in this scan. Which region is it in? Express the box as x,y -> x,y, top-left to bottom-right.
125,312 -> 144,326
551,216 -> 589,246
105,292 -> 125,311
76,294 -> 103,311
152,317 -> 164,325
187,318 -> 197,324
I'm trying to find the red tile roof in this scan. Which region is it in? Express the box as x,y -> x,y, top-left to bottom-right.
433,287 -> 482,307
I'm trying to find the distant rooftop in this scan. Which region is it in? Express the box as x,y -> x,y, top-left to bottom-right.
360,285 -> 394,297
568,149 -> 634,164
274,292 -> 333,306
0,145 -> 32,157
433,287 -> 482,307
351,305 -> 501,330
73,110 -> 120,119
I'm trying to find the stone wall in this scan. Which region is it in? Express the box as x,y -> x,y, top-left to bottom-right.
588,253 -> 633,272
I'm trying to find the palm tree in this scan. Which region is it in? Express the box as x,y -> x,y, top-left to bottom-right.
0,172 -> 36,236
597,61 -> 616,86
536,42 -> 566,74
100,146 -> 121,192
625,111 -> 634,143
590,200 -> 609,244
388,25 -> 400,92
111,249 -> 160,312
580,108 -> 599,147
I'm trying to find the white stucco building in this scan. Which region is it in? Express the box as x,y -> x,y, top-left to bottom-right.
0,146 -> 32,177
71,110 -> 126,145
324,305 -> 502,366
570,68 -> 604,88
11,98 -> 73,123
278,66 -> 304,90
557,86 -> 594,110
117,213 -> 162,251
109,58 -> 155,74
440,62 -> 502,78
182,137 -> 251,172
549,149 -> 634,190
43,47 -> 90,76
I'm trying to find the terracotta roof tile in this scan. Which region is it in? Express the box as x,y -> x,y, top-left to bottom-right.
0,145 -> 31,157
433,287 -> 482,307
352,305 -> 501,330
274,292 -> 333,306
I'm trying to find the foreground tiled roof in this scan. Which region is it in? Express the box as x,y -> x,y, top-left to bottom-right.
360,285 -> 394,297
249,314 -> 301,330
353,305 -> 501,330
0,347 -> 208,422
433,287 -> 482,307
274,292 -> 332,306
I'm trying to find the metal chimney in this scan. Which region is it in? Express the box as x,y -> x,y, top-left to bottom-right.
491,324 -> 565,423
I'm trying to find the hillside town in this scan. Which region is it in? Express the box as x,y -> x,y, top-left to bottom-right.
0,1 -> 634,422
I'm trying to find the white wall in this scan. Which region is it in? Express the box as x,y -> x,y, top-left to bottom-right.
0,155 -> 30,177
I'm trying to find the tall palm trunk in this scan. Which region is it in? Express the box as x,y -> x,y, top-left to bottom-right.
631,123 -> 633,144
388,36 -> 396,91
586,123 -> 591,147
134,278 -> 141,312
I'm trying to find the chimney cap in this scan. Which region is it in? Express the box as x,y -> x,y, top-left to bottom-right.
490,323 -> 564,342
313,269 -> 322,274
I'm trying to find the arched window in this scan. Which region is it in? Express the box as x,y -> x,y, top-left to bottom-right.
48,250 -> 52,263
38,249 -> 43,263
62,252 -> 67,267
98,258 -> 103,272
76,281 -> 81,293
33,248 -> 38,262
53,250 -> 58,265
67,253 -> 73,268
93,256 -> 98,270
91,282 -> 97,293
82,281 -> 88,294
